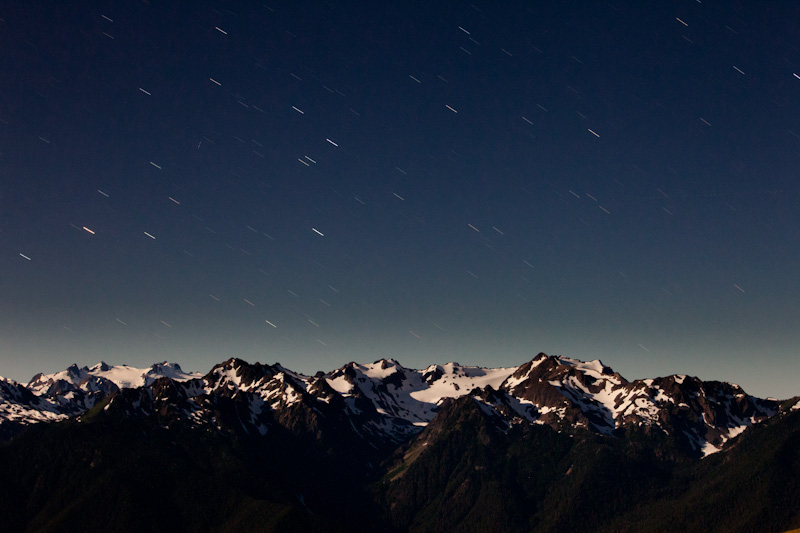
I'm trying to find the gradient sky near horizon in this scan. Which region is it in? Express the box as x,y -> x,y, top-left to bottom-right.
2,1 -> 799,398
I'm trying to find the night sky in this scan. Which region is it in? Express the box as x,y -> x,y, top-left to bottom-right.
2,1 -> 799,398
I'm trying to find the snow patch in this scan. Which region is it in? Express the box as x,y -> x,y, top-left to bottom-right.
326,375 -> 353,394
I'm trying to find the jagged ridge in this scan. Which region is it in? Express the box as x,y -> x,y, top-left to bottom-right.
0,354 -> 785,456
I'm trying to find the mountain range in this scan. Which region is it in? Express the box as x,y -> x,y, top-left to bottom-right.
1,353 -> 799,532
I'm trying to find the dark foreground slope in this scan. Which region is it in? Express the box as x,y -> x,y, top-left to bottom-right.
598,406 -> 800,533
378,396 -> 800,533
0,401 -> 385,533
378,396 -> 675,532
3,395 -> 798,533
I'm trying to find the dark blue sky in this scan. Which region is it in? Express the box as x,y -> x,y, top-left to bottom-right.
2,1 -> 799,398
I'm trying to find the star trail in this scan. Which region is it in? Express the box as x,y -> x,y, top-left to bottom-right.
1,1 -> 799,398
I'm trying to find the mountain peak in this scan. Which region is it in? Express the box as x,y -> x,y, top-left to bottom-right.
554,355 -> 613,375
363,358 -> 405,377
65,363 -> 85,377
90,361 -> 111,372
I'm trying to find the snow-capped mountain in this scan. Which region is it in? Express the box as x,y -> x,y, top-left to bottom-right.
1,376 -> 66,426
27,361 -> 202,394
485,353 -> 778,455
0,354 -> 783,456
1,362 -> 202,432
